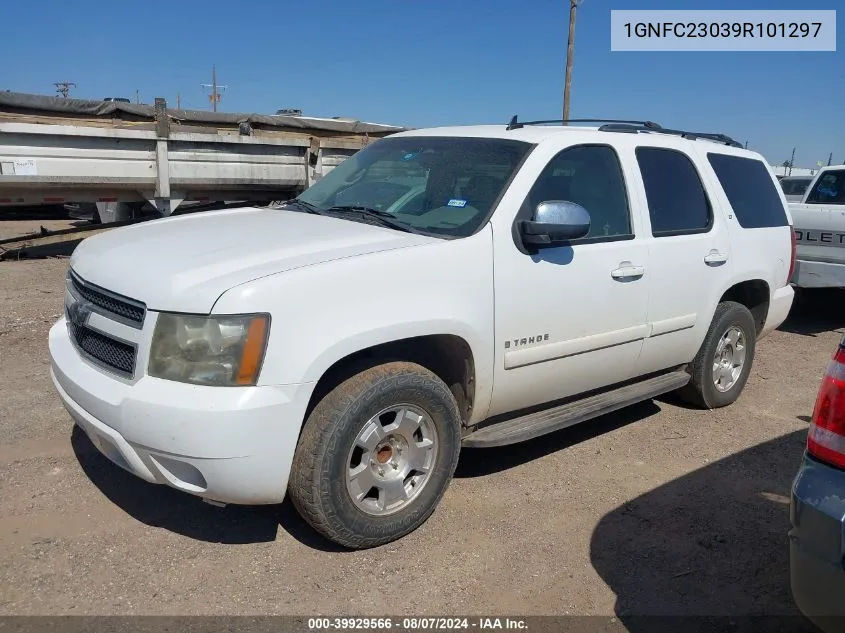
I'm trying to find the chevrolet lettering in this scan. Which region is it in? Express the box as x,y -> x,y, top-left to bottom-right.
794,229 -> 845,247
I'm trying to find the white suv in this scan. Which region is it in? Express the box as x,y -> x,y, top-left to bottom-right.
49,118 -> 795,548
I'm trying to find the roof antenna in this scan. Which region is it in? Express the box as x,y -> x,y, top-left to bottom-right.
506,115 -> 523,131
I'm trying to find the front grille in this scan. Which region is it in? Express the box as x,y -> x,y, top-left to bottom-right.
67,319 -> 136,376
69,271 -> 146,327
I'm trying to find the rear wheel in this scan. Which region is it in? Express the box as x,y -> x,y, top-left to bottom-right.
678,301 -> 757,409
288,361 -> 462,549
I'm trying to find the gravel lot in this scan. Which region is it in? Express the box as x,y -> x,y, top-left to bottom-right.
1,254 -> 843,620
0,207 -> 78,242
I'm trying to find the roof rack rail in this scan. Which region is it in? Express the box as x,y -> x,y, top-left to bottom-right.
505,115 -> 742,148
595,122 -> 743,148
506,115 -> 661,131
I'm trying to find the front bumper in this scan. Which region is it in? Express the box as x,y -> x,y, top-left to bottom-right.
49,318 -> 314,505
789,454 -> 845,627
792,259 -> 845,289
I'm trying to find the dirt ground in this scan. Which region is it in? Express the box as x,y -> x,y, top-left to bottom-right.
0,254 -> 843,621
0,207 -> 79,242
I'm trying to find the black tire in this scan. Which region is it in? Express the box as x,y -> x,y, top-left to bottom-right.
678,301 -> 757,409
288,361 -> 462,549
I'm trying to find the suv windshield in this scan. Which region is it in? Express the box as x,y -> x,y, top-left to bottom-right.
295,136 -> 532,238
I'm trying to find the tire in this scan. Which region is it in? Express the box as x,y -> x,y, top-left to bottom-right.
678,301 -> 757,409
288,361 -> 462,549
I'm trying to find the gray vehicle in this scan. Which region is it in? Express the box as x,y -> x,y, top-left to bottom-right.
779,175 -> 813,203
790,333 -> 845,631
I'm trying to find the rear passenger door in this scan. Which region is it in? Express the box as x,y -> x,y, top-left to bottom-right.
633,145 -> 734,374
704,152 -> 793,297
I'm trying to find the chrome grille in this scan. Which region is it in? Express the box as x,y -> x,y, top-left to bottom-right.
69,271 -> 146,327
67,318 -> 136,377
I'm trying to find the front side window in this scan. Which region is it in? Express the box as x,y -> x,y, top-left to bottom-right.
806,170 -> 845,204
295,136 -> 532,237
636,147 -> 712,236
523,145 -> 632,241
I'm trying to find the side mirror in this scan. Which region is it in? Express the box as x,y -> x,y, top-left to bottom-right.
519,201 -> 591,248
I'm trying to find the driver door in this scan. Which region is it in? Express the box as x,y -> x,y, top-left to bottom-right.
488,142 -> 651,416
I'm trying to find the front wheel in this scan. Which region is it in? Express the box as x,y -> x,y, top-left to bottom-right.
288,362 -> 462,549
678,301 -> 757,409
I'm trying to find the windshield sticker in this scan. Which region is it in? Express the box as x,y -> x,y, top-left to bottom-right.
401,152 -> 419,161
447,199 -> 468,208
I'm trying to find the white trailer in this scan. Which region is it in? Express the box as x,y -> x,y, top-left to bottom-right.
0,91 -> 402,223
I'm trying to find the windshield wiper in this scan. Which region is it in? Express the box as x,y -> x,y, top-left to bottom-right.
325,205 -> 421,234
282,198 -> 324,214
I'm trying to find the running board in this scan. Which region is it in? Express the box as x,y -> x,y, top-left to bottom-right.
462,371 -> 690,448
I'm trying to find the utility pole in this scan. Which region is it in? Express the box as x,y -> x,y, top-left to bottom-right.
828,152 -> 833,166
744,140 -> 749,149
176,92 -> 181,109
201,65 -> 227,112
562,0 -> 583,122
790,147 -> 796,176
53,81 -> 76,98
135,89 -> 140,104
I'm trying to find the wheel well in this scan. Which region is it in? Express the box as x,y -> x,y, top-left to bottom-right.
719,280 -> 770,334
305,335 -> 476,426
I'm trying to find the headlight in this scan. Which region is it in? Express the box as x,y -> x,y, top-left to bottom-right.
148,313 -> 269,386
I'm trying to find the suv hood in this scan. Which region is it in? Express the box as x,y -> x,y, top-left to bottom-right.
70,206 -> 437,313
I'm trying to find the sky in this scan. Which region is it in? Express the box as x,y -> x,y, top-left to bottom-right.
1,0 -> 841,168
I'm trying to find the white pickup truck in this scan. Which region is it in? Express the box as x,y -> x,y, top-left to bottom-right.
790,165 -> 845,288
49,119 -> 795,548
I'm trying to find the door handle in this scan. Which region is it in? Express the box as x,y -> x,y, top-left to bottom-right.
611,264 -> 645,280
704,250 -> 729,265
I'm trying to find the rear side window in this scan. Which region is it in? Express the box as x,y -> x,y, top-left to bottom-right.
707,153 -> 789,228
636,147 -> 711,236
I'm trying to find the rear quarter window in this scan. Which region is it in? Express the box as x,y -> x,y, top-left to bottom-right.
707,154 -> 789,228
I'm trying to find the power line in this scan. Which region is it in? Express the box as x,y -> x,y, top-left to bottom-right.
200,65 -> 227,112
53,81 -> 76,99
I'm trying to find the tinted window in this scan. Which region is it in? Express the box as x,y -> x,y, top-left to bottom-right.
525,145 -> 632,240
779,178 -> 811,196
297,136 -> 532,238
806,170 -> 845,204
636,147 -> 711,236
707,154 -> 788,228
